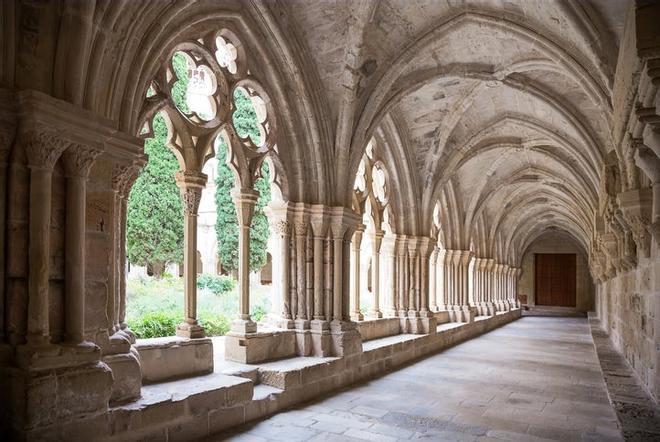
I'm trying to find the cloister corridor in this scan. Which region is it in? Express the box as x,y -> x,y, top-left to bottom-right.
216,318 -> 621,442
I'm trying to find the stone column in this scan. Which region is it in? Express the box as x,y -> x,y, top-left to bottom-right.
429,247 -> 438,312
310,216 -> 327,322
62,144 -> 101,346
380,235 -> 398,317
269,215 -> 293,328
436,249 -> 447,310
368,230 -> 384,318
449,250 -> 475,323
310,211 -> 331,355
175,172 -> 206,338
24,131 -> 69,348
501,265 -> 510,311
294,217 -> 309,327
350,225 -> 364,321
397,238 -> 409,317
330,221 -> 347,323
230,188 -> 259,334
0,127 -> 14,345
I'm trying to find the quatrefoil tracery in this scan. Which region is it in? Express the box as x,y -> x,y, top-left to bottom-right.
138,30 -> 276,189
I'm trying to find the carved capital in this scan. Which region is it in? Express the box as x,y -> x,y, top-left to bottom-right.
231,188 -> 259,227
271,219 -> 291,237
112,162 -> 143,197
181,186 -> 202,216
294,220 -> 308,237
21,130 -> 70,170
0,125 -> 15,164
63,143 -> 102,178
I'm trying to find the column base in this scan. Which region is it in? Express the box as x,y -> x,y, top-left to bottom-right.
448,305 -> 476,323
294,319 -> 312,356
9,360 -> 112,432
229,318 -> 256,334
329,320 -> 362,357
367,309 -> 383,319
224,329 -> 296,363
16,340 -> 100,370
350,312 -> 364,322
176,321 -> 206,338
103,347 -> 141,404
310,319 -> 332,357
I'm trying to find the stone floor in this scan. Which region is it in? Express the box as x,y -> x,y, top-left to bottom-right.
210,317 -> 623,441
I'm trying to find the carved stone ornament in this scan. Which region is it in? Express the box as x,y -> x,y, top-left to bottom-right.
0,127 -> 15,164
181,186 -> 202,215
63,143 -> 103,178
22,129 -> 71,170
271,219 -> 291,236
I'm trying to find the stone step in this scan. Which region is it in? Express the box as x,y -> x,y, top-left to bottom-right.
109,372 -> 253,439
256,356 -> 343,390
523,305 -> 586,317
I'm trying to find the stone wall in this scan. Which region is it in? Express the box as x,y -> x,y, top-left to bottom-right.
519,231 -> 595,311
595,249 -> 660,401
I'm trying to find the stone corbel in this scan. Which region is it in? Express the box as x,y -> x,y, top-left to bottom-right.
618,188 -> 653,258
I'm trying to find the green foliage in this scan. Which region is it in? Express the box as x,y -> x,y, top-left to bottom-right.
126,113 -> 184,276
128,311 -> 179,339
198,313 -> 230,336
126,276 -> 270,339
251,305 -> 268,323
126,52 -> 192,277
215,89 -> 271,273
171,52 -> 190,114
196,274 -> 236,295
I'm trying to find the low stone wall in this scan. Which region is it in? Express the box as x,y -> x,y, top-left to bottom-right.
356,317 -> 401,341
135,337 -> 214,384
26,310 -> 521,441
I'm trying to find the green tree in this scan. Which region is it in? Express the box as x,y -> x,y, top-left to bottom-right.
126,53 -> 190,277
215,89 -> 271,272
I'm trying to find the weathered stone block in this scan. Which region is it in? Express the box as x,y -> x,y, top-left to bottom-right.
136,337 -> 213,384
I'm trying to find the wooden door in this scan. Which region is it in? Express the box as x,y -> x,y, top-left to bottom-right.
535,253 -> 576,307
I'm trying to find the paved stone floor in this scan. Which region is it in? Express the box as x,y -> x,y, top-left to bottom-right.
214,317 -> 623,441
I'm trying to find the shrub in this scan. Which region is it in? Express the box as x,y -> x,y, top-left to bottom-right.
127,310 -> 179,339
197,274 -> 236,295
199,312 -> 231,336
251,304 -> 268,323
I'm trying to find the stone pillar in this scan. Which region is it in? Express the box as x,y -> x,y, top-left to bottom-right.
397,238 -> 409,318
381,235 -> 398,317
230,188 -> 258,334
310,211 -> 331,356
293,216 -> 310,328
269,215 -> 293,328
484,259 -> 496,315
62,144 -> 101,346
350,226 -> 365,321
471,258 -> 480,314
447,250 -> 476,323
175,172 -> 206,338
368,230 -> 384,318
0,126 -> 14,346
330,221 -> 347,323
436,249 -> 447,311
23,131 -> 69,348
429,247 -> 438,312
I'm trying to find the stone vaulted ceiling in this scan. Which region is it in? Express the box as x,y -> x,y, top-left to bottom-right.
280,0 -> 627,263
0,0 -> 630,268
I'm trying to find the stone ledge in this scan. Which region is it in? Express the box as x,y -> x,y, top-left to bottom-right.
31,310 -> 521,441
356,317 -> 401,341
135,337 -> 213,384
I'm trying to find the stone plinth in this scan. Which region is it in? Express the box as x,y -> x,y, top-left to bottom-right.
356,317 -> 401,341
224,328 -> 296,364
135,336 -> 213,383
